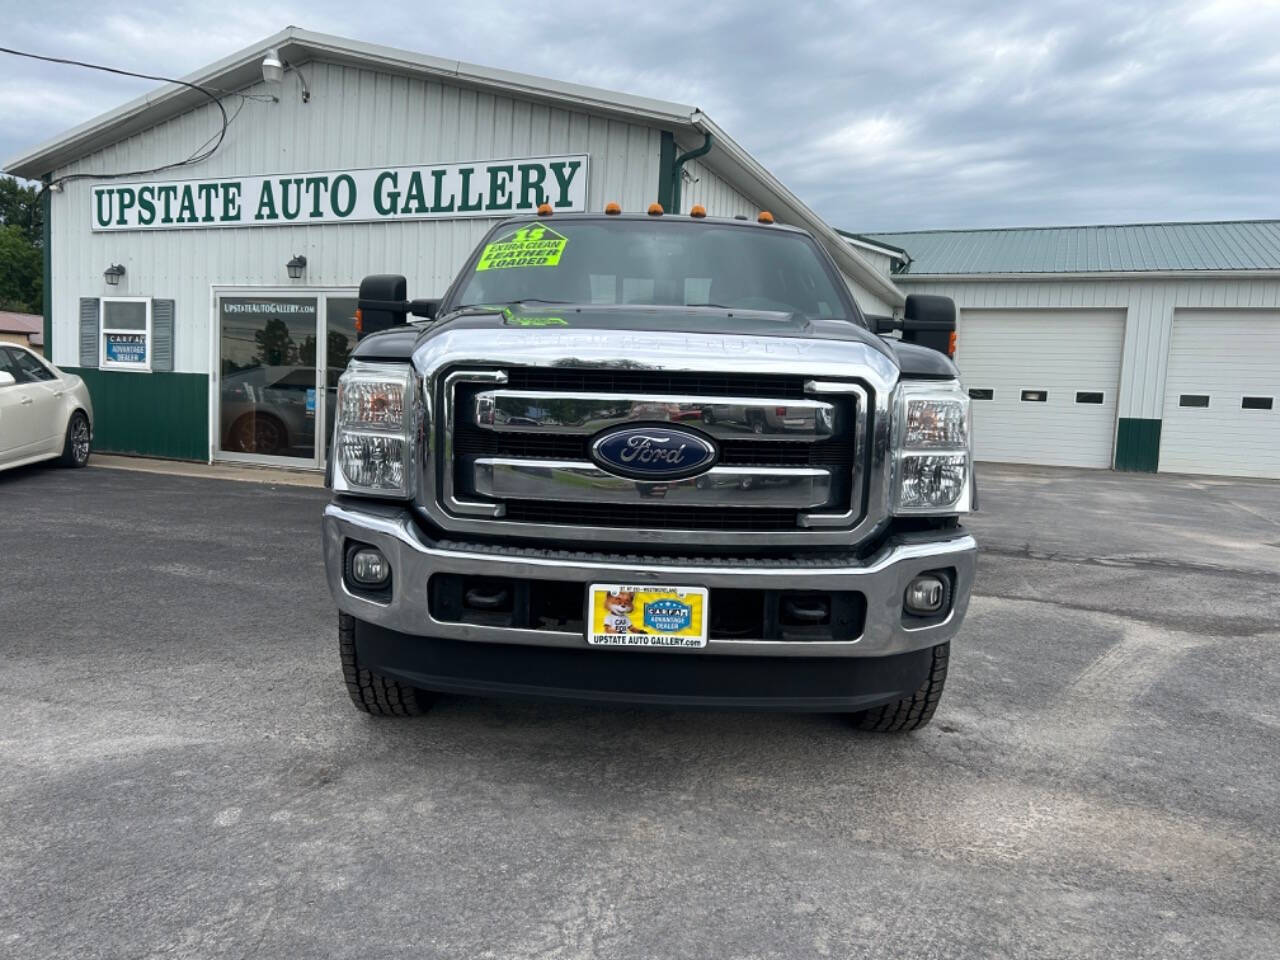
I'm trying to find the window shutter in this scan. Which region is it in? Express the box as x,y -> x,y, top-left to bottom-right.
152,299 -> 175,372
79,298 -> 100,368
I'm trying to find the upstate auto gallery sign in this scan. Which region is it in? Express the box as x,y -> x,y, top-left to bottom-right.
90,154 -> 588,231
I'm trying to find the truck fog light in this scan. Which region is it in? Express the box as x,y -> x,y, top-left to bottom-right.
350,548 -> 391,586
904,575 -> 946,615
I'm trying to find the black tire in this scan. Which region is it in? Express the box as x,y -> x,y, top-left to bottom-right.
338,611 -> 429,716
228,412 -> 287,455
850,643 -> 949,732
58,411 -> 92,467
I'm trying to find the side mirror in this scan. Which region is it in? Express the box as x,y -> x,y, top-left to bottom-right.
0,371 -> 15,387
357,274 -> 408,340
409,298 -> 440,319
901,295 -> 957,357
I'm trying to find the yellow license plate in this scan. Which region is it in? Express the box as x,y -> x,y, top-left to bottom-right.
587,584 -> 709,649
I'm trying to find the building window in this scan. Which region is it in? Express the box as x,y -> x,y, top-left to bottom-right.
1020,390 -> 1047,402
1179,395 -> 1210,408
1075,391 -> 1104,404
968,388 -> 993,400
100,297 -> 152,371
1241,396 -> 1273,410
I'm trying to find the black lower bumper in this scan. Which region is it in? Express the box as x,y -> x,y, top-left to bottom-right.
356,619 -> 935,712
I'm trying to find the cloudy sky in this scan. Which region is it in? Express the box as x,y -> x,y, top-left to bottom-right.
3,0 -> 1279,231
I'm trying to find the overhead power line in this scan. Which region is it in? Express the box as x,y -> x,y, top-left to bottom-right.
0,46 -> 267,189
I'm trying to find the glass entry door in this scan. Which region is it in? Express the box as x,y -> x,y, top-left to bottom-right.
215,291 -> 359,467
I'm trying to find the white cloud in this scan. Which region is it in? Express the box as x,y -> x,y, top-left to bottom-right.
3,0 -> 1279,229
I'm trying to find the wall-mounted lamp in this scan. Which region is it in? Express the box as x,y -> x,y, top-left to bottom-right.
286,255 -> 308,280
262,48 -> 311,103
104,264 -> 126,286
261,49 -> 285,85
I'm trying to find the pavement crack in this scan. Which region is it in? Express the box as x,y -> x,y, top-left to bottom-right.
973,590 -> 1279,638
980,542 -> 1280,585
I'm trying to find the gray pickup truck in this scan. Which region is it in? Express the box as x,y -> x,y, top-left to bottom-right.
322,209 -> 975,731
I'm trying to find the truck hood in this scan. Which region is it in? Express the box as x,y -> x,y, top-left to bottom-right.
352,303 -> 957,379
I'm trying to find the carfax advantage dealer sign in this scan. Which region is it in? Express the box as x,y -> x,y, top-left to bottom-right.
90,154 -> 587,231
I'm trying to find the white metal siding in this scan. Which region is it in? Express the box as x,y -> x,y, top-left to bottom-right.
1160,310 -> 1280,478
677,153 -> 759,219
898,277 -> 1280,423
958,309 -> 1125,467
49,60 -> 665,373
842,274 -> 895,317
853,247 -> 896,279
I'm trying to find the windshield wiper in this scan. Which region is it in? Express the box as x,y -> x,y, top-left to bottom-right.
684,302 -> 733,309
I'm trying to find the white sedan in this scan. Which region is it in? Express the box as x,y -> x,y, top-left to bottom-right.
0,343 -> 94,472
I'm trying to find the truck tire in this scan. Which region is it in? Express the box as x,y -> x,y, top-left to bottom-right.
338,611 -> 429,716
850,643 -> 949,732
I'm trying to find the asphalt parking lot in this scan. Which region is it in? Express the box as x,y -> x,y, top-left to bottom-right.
2,461 -> 1278,959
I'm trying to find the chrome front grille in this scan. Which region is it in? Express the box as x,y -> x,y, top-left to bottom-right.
435,367 -> 870,537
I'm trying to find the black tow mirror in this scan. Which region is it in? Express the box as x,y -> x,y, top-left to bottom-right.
357,274 -> 408,340
409,298 -> 439,319
874,295 -> 957,357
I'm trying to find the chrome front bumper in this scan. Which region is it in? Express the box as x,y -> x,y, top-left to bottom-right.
322,500 -> 976,659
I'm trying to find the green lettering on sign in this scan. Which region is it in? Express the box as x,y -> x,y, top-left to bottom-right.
176,185 -> 197,224
374,171 -> 399,216
475,223 -> 568,272
403,172 -> 430,215
280,178 -> 304,220
254,181 -> 278,221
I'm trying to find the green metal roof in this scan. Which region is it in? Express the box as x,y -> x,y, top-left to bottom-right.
863,220 -> 1280,276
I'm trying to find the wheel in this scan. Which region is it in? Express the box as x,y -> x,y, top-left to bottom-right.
850,643 -> 949,732
58,411 -> 92,467
228,413 -> 286,455
338,611 -> 430,716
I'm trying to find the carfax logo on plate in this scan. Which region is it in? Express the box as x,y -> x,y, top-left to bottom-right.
644,599 -> 693,633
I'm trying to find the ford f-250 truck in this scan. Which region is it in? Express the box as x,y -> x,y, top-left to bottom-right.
322,206 -> 976,731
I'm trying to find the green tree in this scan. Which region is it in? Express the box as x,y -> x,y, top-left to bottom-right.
0,225 -> 42,313
254,317 -> 298,366
0,176 -> 43,313
0,176 -> 42,245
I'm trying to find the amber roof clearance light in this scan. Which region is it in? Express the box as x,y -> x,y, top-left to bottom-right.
757,210 -> 775,224
537,202 -> 553,216
647,203 -> 664,216
604,202 -> 622,215
690,204 -> 707,219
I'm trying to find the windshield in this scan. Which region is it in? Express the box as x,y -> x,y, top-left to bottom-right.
449,218 -> 858,322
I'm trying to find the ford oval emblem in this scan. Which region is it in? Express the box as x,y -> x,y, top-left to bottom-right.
590,425 -> 718,480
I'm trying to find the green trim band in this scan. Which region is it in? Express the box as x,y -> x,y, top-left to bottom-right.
657,131 -> 675,214
68,368 -> 209,460
1114,417 -> 1161,472
42,178 -> 51,358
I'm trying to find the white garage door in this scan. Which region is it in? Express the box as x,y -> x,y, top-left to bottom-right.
956,309 -> 1125,468
1160,310 -> 1280,479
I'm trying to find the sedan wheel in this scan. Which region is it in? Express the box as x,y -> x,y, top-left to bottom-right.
58,412 -> 92,468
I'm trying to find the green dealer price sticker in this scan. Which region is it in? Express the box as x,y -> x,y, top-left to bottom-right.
476,223 -> 568,271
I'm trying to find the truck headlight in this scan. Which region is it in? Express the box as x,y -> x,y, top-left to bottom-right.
333,362 -> 416,498
892,381 -> 972,514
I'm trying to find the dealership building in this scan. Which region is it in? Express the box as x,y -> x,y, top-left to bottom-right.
5,27 -> 1278,479
2,27 -> 901,467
